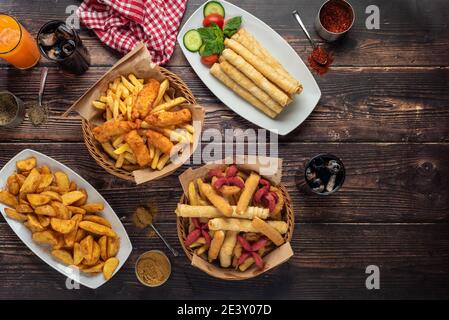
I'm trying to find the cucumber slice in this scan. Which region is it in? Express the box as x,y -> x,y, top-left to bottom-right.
199,44 -> 207,56
203,1 -> 225,17
183,29 -> 203,52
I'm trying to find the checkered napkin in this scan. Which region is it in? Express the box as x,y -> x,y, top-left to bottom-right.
77,0 -> 187,65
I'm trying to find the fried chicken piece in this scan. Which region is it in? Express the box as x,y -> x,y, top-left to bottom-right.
146,129 -> 174,155
125,130 -> 152,167
132,79 -> 160,119
145,108 -> 192,127
92,120 -> 137,143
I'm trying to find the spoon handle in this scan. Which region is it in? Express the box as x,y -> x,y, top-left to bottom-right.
150,224 -> 179,257
38,67 -> 48,107
292,10 -> 315,48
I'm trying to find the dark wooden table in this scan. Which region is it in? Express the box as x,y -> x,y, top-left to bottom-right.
1,0 -> 448,300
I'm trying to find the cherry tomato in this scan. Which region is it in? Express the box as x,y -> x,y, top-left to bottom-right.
203,13 -> 224,29
201,54 -> 219,67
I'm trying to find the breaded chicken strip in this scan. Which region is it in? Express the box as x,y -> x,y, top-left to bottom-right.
125,130 -> 151,167
145,108 -> 192,127
146,129 -> 174,155
93,120 -> 137,143
132,79 -> 160,119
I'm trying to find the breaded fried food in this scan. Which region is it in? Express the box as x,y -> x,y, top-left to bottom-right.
146,129 -> 174,155
145,108 -> 192,127
125,130 -> 151,167
132,79 -> 160,119
93,120 -> 137,143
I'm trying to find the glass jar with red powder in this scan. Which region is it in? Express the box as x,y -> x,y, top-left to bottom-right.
315,0 -> 355,41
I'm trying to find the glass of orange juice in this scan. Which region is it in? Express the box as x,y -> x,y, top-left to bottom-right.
0,14 -> 41,69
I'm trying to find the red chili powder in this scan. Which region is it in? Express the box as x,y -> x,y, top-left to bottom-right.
320,0 -> 353,33
308,47 -> 333,75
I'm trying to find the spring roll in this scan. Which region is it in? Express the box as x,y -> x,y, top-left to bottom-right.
236,172 -> 260,214
221,49 -> 291,106
199,182 -> 233,217
232,28 -> 301,92
219,231 -> 238,268
219,57 -> 282,114
210,63 -> 277,118
176,204 -> 269,219
208,230 -> 225,262
208,218 -> 288,234
224,38 -> 300,95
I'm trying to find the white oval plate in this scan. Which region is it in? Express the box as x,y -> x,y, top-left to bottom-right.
178,0 -> 321,135
0,149 -> 132,289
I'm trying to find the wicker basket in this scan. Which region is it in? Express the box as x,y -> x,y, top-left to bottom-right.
176,183 -> 295,278
82,67 -> 197,181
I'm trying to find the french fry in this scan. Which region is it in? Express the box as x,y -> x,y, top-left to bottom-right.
151,97 -> 186,113
109,77 -> 120,92
181,123 -> 194,134
106,107 -> 113,121
188,182 -> 199,205
92,100 -> 106,110
112,135 -> 124,149
99,95 -> 108,103
156,153 -> 170,170
101,142 -> 119,160
151,148 -> 161,170
113,143 -> 130,155
128,74 -> 143,90
163,93 -> 171,102
208,230 -> 225,262
113,99 -> 120,120
121,75 -> 135,93
124,152 -> 137,164
154,79 -> 169,106
115,153 -> 125,168
118,83 -> 130,99
252,217 -> 284,246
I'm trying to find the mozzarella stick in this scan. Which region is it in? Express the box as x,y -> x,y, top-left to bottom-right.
232,29 -> 301,91
210,63 -> 277,118
208,218 -> 288,234
219,231 -> 238,268
221,49 -> 291,106
219,57 -> 282,114
176,204 -> 270,219
224,38 -> 300,95
236,172 -> 260,214
199,183 -> 233,217
252,217 -> 285,246
208,230 -> 225,262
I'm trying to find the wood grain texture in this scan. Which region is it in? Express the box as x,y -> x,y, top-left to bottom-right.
0,223 -> 448,299
1,67 -> 448,143
0,143 -> 447,223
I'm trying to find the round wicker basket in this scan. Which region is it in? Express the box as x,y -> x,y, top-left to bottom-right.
82,67 -> 197,181
176,183 -> 295,277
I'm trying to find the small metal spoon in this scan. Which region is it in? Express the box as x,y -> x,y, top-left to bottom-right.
150,223 -> 179,257
292,10 -> 328,65
28,67 -> 49,126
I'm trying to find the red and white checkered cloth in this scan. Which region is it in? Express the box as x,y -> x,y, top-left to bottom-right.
77,0 -> 187,65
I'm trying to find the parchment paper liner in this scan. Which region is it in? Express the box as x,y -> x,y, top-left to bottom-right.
64,43 -> 205,184
178,156 -> 294,280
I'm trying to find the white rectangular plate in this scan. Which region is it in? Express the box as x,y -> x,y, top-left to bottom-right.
0,149 -> 132,289
178,0 -> 321,135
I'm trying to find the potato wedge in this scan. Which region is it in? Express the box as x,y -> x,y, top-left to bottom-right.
75,228 -> 87,243
32,230 -> 58,246
64,214 -> 83,248
72,188 -> 87,207
81,262 -> 104,273
7,175 -> 20,195
16,157 -> 36,172
15,174 -> 26,188
81,203 -> 104,213
103,257 -> 119,280
54,171 -> 70,193
83,215 -> 111,228
98,235 -> 108,261
51,201 -> 71,220
50,218 -> 76,234
34,204 -> 57,217
36,173 -> 54,192
79,221 -> 117,238
73,243 -> 84,265
83,241 -> 101,266
19,168 -> 41,194
15,203 -> 34,214
80,235 -> 94,260
27,194 -> 51,207
61,191 -> 85,206
52,234 -> 65,249
24,214 -> 45,232
39,165 -> 51,175
40,191 -> 62,202
67,206 -> 86,215
69,181 -> 77,192
0,190 -> 18,207
37,215 -> 51,227
51,249 -> 74,265
107,237 -> 120,258
4,208 -> 28,221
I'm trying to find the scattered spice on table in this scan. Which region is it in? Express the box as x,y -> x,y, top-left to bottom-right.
28,104 -> 48,126
136,251 -> 171,287
132,205 -> 157,229
320,0 -> 353,33
308,47 -> 334,75
0,94 -> 17,125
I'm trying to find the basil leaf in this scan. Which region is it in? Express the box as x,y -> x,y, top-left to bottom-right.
223,16 -> 242,38
197,27 -> 216,42
197,23 -> 225,56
